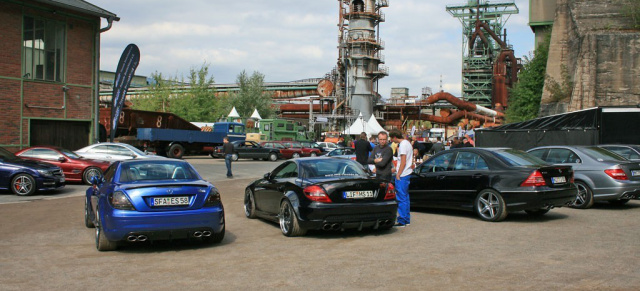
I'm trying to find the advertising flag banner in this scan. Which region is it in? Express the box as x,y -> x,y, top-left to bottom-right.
110,44 -> 140,142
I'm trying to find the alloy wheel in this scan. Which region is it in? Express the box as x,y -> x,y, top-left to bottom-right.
13,175 -> 33,195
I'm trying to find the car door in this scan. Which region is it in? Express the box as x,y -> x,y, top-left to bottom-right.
91,164 -> 116,220
255,162 -> 298,214
409,152 -> 455,207
444,151 -> 491,208
234,142 -> 248,159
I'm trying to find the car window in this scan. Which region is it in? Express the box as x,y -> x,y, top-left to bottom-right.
111,145 -> 133,156
602,147 -> 640,160
119,162 -> 198,182
0,147 -> 21,162
58,148 -> 81,159
581,146 -> 626,162
527,149 -> 546,160
545,148 -> 580,164
300,159 -> 367,178
103,164 -> 117,183
20,148 -> 60,160
273,162 -> 298,179
419,152 -> 454,173
494,149 -> 548,166
452,152 -> 489,171
91,145 -> 110,153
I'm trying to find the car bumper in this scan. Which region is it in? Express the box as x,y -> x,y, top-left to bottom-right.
36,176 -> 65,191
593,182 -> 640,201
101,205 -> 225,241
503,187 -> 576,212
297,200 -> 397,230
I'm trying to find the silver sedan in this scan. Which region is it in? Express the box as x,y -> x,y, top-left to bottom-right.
528,145 -> 640,208
75,142 -> 157,162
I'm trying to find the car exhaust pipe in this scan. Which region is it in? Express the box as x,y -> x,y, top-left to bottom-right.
193,231 -> 203,238
137,235 -> 148,242
127,235 -> 138,242
202,231 -> 212,237
322,224 -> 332,230
331,223 -> 340,230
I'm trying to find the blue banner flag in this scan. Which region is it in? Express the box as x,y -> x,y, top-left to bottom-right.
110,44 -> 140,142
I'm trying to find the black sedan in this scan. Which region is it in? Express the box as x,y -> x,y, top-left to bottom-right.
409,148 -> 577,222
244,157 -> 398,236
212,141 -> 282,161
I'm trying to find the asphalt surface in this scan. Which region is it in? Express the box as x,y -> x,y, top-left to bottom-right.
1,156 -> 639,290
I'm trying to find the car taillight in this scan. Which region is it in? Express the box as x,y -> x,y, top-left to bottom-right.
304,185 -> 331,203
520,170 -> 546,187
350,157 -> 356,161
204,189 -> 222,206
109,191 -> 135,210
604,168 -> 628,180
382,182 -> 396,200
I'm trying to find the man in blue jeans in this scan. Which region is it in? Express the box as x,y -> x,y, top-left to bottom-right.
222,137 -> 234,178
389,129 -> 413,227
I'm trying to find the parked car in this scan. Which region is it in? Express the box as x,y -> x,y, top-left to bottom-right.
244,157 -> 397,236
75,142 -> 157,162
0,147 -> 65,196
315,142 -> 339,152
597,144 -> 640,162
300,141 -> 328,155
409,148 -> 576,222
212,141 -> 282,161
270,141 -> 322,157
528,145 -> 640,208
15,146 -> 110,185
326,147 -> 356,159
85,158 -> 225,251
260,142 -> 304,159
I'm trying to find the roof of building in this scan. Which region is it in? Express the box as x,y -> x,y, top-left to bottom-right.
35,0 -> 119,20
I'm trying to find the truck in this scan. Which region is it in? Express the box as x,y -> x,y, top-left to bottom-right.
258,119 -> 314,142
99,108 -> 245,159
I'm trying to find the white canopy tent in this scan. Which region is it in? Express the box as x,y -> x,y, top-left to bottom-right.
228,107 -> 240,118
250,109 -> 262,120
342,113 -> 385,137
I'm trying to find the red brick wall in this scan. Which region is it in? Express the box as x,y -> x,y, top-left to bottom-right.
0,2 -> 22,78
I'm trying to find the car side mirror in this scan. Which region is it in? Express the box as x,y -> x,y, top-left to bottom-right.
131,154 -> 137,158
264,172 -> 272,180
58,156 -> 66,162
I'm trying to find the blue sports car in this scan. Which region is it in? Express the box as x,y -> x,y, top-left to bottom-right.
85,158 -> 225,251
0,147 -> 65,196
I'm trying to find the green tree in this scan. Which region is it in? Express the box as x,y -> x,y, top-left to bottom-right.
222,70 -> 275,120
505,35 -> 550,123
132,72 -> 174,112
170,63 -> 219,122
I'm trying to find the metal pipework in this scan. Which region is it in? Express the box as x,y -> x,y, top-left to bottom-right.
425,92 -> 504,118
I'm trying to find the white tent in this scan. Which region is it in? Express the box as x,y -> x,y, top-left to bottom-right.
343,113 -> 380,137
367,115 -> 386,135
250,109 -> 262,120
228,107 -> 240,118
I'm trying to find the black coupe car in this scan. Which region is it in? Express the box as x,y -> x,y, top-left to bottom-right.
244,157 -> 398,236
212,140 -> 282,161
409,148 -> 577,222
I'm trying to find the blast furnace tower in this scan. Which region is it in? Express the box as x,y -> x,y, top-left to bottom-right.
336,0 -> 389,119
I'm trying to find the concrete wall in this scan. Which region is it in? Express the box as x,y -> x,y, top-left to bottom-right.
540,0 -> 640,116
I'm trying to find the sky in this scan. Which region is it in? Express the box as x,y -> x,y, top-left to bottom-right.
91,0 -> 535,99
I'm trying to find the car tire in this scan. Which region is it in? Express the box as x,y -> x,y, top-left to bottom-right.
210,153 -> 218,159
268,152 -> 278,162
85,199 -> 95,228
244,188 -> 257,219
82,167 -> 102,185
168,144 -> 185,159
608,199 -> 629,206
474,189 -> 508,222
95,224 -> 117,251
292,153 -> 301,159
203,225 -> 225,244
572,181 -> 594,209
524,208 -> 550,216
279,200 -> 307,237
11,174 -> 36,196
231,153 -> 239,161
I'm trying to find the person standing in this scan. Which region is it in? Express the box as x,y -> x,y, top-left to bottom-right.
354,132 -> 373,166
389,129 -> 413,227
368,131 -> 393,182
430,137 -> 445,155
223,137 -> 234,178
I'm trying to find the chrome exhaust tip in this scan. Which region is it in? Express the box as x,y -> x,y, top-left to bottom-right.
137,235 -> 148,242
331,223 -> 340,230
322,224 -> 332,231
193,231 -> 203,238
127,235 -> 138,242
202,231 -> 212,237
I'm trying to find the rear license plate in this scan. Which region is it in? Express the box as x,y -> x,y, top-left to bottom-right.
551,176 -> 567,184
59,177 -> 65,182
153,196 -> 189,206
344,190 -> 374,199
632,170 -> 640,176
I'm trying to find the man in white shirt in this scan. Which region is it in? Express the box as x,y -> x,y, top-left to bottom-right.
389,129 -> 413,227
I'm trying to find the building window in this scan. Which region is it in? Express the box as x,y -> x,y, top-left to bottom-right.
22,16 -> 66,82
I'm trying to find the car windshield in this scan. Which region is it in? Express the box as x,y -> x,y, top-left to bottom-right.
299,159 -> 368,178
119,161 -> 199,182
119,144 -> 147,156
58,148 -> 81,159
0,147 -> 21,162
582,146 -> 626,162
494,149 -> 548,166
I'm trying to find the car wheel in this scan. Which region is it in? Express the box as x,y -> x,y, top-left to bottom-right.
524,208 -> 550,216
244,188 -> 257,219
279,200 -> 307,237
292,153 -> 301,159
474,189 -> 508,222
11,174 -> 36,196
310,152 -> 317,157
209,153 -> 218,159
82,167 -> 102,185
572,181 -> 594,209
168,144 -> 185,159
84,199 -> 95,228
95,222 -> 117,251
608,199 -> 629,206
203,225 -> 225,244
231,153 -> 239,161
268,152 -> 278,161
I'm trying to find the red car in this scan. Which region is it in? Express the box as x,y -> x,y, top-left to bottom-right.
260,142 -> 305,159
15,146 -> 111,184
270,141 -> 322,157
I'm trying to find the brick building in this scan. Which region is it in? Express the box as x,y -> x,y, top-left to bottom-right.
0,0 -> 118,152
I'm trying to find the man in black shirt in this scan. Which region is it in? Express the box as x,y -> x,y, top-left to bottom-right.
222,137 -> 234,178
368,131 -> 393,182
354,132 -> 372,166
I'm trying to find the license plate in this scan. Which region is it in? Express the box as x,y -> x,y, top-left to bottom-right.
551,176 -> 566,184
632,170 -> 640,176
153,196 -> 189,206
344,190 -> 374,199
59,177 -> 65,183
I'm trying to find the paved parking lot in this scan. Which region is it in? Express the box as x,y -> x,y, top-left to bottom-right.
1,156 -> 639,289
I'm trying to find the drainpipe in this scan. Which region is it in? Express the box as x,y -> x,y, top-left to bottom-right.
94,16 -> 115,143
